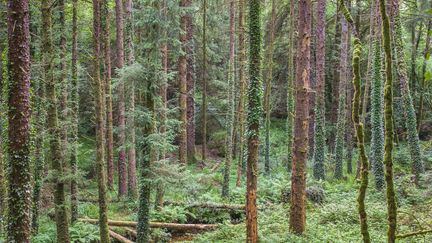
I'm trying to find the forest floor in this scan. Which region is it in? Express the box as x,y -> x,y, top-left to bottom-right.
32,120 -> 432,243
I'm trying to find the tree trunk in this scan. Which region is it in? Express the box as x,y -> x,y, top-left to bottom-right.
202,0 -> 208,162
92,0 -> 111,242
185,0 -> 195,164
222,0 -> 236,198
7,1 -> 32,241
42,0 -> 71,241
125,0 -> 137,198
115,0 -> 128,197
0,9 -> 5,232
178,0 -> 189,165
312,0 -> 326,181
246,0 -> 262,241
289,0 -> 311,235
101,0 -> 115,191
417,20 -> 431,133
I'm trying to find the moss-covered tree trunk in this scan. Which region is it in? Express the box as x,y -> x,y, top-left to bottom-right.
236,0 -> 247,186
417,20 -> 431,133
0,2 -> 5,234
390,0 -> 424,184
92,0 -> 110,242
102,0 -> 114,191
201,0 -> 208,163
42,0 -> 71,241
263,0 -> 276,175
7,1 -> 32,241
289,0 -> 311,235
246,0 -> 262,241
115,0 -> 128,197
312,0 -> 326,180
222,0 -> 236,198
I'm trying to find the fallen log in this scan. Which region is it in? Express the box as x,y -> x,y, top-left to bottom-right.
397,229 -> 432,239
163,201 -> 245,211
79,218 -> 218,232
109,229 -> 133,243
124,227 -> 137,238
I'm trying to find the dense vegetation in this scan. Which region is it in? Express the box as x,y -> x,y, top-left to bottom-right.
0,0 -> 431,242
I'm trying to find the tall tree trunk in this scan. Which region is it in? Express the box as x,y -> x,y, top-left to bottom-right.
417,20 -> 431,133
185,0 -> 195,164
286,0 -> 296,173
201,0 -> 208,162
246,0 -> 262,241
178,0 -> 190,164
115,0 -> 128,197
222,0 -> 236,198
92,0 -> 110,242
334,16 -> 349,180
70,0 -> 79,223
0,10 -> 5,232
7,1 -> 32,241
236,0 -> 247,186
289,0 -> 311,235
312,0 -> 326,180
263,0 -> 276,174
42,0 -> 70,241
409,1 -> 421,93
390,0 -> 424,183
125,0 -> 137,198
101,0 -> 114,191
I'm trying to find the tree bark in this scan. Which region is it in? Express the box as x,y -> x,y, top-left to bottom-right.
246,0 -> 262,241
289,0 -> 311,235
92,0 -> 111,242
201,0 -> 208,162
115,0 -> 128,197
6,0 -> 32,241
417,20 -> 431,133
185,0 -> 195,163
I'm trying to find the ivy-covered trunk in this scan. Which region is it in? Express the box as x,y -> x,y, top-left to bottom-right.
7,1 -> 32,241
312,0 -> 326,181
222,0 -> 236,198
92,0 -> 110,242
42,0 -> 71,241
289,0 -> 311,235
115,0 -> 128,197
417,20 -> 431,132
201,0 -> 208,163
246,0 -> 262,241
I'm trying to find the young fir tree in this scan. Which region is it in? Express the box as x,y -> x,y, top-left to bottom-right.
390,0 -> 424,184
334,16 -> 349,180
263,0 -> 276,174
92,0 -> 110,241
370,7 -> 385,191
115,0 -> 128,197
222,0 -> 236,198
312,0 -> 326,181
70,0 -> 79,223
6,1 -> 32,241
289,0 -> 311,235
246,0 -> 262,241
42,0 -> 70,241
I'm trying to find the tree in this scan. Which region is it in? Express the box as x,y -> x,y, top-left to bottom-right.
201,0 -> 208,162
222,0 -> 235,198
42,0 -> 70,241
246,0 -> 262,241
6,0 -> 32,241
313,0 -> 326,181
115,0 -> 128,197
417,20 -> 431,132
263,0 -> 276,174
0,1 -> 5,233
289,0 -> 311,235
92,0 -> 110,241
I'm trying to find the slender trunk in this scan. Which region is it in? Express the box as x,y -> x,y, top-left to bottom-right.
101,0 -> 114,191
236,0 -> 247,186
222,0 -> 236,198
390,0 -> 424,183
246,0 -> 261,241
263,0 -> 276,174
92,1 -> 110,242
125,0 -> 137,198
42,0 -> 70,241
312,0 -> 326,180
286,0 -> 296,173
7,1 -> 32,241
289,0 -> 311,235
185,0 -> 195,164
0,21 -> 4,233
417,20 -> 431,132
115,0 -> 128,197
202,0 -> 208,162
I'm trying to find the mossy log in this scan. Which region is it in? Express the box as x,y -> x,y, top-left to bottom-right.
396,229 -> 432,239
109,229 -> 134,243
163,201 -> 245,211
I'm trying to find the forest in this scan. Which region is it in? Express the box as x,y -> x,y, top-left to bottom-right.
0,0 -> 432,242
